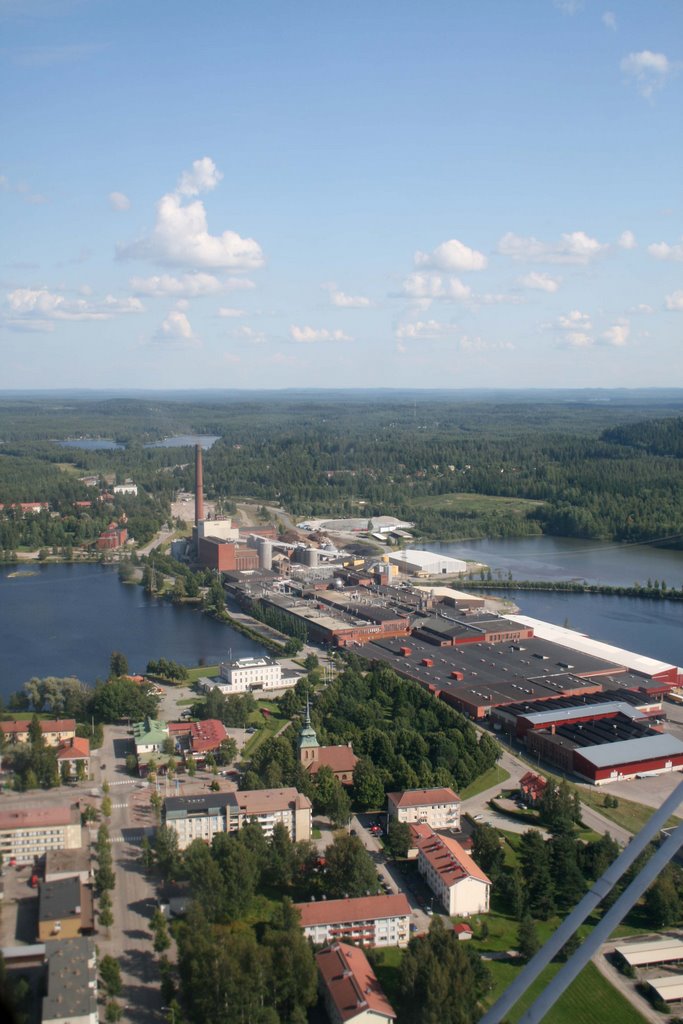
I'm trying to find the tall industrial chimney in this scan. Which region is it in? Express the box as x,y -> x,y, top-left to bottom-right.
195,444 -> 204,526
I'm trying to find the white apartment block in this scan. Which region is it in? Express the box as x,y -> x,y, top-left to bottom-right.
386,787 -> 461,831
113,482 -> 138,496
163,787 -> 312,850
416,830 -> 490,917
0,804 -> 82,865
217,656 -> 283,693
294,894 -> 411,949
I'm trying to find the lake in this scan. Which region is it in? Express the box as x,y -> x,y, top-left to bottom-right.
0,564 -> 265,699
417,536 -> 683,668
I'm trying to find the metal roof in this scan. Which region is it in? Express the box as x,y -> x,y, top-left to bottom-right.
575,733 -> 683,769
521,701 -> 641,726
615,937 -> 683,967
648,976 -> 683,1002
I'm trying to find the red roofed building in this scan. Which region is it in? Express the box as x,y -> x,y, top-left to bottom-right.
519,771 -> 548,807
0,719 -> 76,748
454,923 -> 474,940
56,736 -> 90,774
387,787 -> 461,831
0,804 -> 82,865
298,701 -> 358,784
416,829 -> 491,916
316,942 -> 396,1023
96,523 -> 127,550
168,719 -> 227,761
294,894 -> 411,948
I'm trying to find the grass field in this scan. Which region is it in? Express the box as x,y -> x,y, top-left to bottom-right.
500,961 -> 648,1024
241,702 -> 290,758
405,492 -> 545,515
186,665 -> 219,682
459,765 -> 511,800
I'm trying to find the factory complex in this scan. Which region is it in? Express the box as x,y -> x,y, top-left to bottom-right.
186,445 -> 683,787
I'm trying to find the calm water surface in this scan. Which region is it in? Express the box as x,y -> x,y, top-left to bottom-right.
0,564 -> 265,699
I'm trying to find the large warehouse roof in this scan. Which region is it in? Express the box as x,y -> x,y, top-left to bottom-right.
521,701 -> 642,727
509,615 -> 679,677
387,549 -> 467,572
648,976 -> 683,1003
576,734 -> 683,769
615,937 -> 683,967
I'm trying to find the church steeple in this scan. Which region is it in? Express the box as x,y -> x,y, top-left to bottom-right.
298,694 -> 319,764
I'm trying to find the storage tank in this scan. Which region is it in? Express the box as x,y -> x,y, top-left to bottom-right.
259,539 -> 273,570
304,547 -> 319,568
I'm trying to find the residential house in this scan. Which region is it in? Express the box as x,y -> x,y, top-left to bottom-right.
316,942 -> 396,1023
386,787 -> 461,831
294,894 -> 411,948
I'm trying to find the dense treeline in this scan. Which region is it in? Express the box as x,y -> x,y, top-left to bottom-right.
1,392 -> 682,548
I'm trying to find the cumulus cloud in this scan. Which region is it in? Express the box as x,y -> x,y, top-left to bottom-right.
218,307 -> 247,318
518,272 -> 560,293
5,287 -> 143,330
601,320 -> 630,346
130,273 -> 228,297
177,157 -> 223,197
232,324 -> 266,343
602,11 -> 617,30
621,50 -> 674,98
648,237 -> 683,262
618,230 -> 637,249
400,272 -> 471,302
665,290 -> 683,311
630,303 -> 654,314
565,332 -> 593,348
153,308 -> 199,347
414,238 -> 487,272
289,325 -> 352,343
395,320 -> 458,340
118,158 -> 264,270
322,284 -> 372,308
109,191 -> 130,212
557,309 -> 593,330
498,231 -> 607,264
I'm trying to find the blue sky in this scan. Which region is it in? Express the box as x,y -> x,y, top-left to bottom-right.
1,0 -> 682,389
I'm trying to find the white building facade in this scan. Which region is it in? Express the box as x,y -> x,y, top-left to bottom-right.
294,894 -> 411,948
218,656 -> 282,692
387,787 -> 461,831
416,831 -> 490,916
163,788 -> 312,849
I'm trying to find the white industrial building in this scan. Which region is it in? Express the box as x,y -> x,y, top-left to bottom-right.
385,549 -> 467,576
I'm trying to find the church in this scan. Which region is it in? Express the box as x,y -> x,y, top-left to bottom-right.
298,702 -> 358,785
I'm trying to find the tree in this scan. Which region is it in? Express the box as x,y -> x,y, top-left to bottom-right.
324,833 -> 379,898
60,759 -> 72,784
398,916 -> 491,1024
141,835 -> 154,872
109,651 -> 129,679
519,830 -> 555,920
352,757 -> 385,810
472,823 -> 504,882
101,795 -> 112,818
105,1000 -> 123,1023
217,737 -> 238,765
154,825 -> 181,881
549,833 -> 586,909
644,866 -> 682,928
99,890 -> 114,932
517,915 -> 540,962
150,790 -> 163,823
385,820 -> 412,859
268,821 -> 295,889
151,906 -> 171,953
100,955 -> 122,997
327,780 -> 352,829
125,753 -> 138,775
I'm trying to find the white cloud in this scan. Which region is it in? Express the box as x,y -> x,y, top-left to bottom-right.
233,325 -> 266,343
400,272 -> 471,301
395,320 -> 458,340
131,272 -> 224,297
177,157 -> 223,197
498,230 -> 607,264
602,11 -> 617,30
618,230 -> 637,249
621,50 -> 674,98
323,284 -> 372,308
289,325 -> 352,343
648,237 -> 683,262
153,309 -> 199,347
630,303 -> 654,314
565,332 -> 593,348
5,287 -> 143,327
601,320 -> 630,346
218,307 -> 247,318
119,158 -> 264,271
665,290 -> 683,311
518,272 -> 560,293
109,191 -> 130,212
554,0 -> 583,13
557,309 -> 593,330
414,238 -> 487,272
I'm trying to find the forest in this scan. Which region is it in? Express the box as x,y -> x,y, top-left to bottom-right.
1,390 -> 682,549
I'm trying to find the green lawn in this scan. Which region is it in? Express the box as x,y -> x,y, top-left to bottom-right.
459,765 -> 511,800
241,704 -> 290,758
186,664 -> 220,682
498,961 -> 648,1024
370,946 -> 404,1009
578,785 -> 682,834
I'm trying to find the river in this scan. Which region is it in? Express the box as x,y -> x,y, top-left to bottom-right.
0,564 -> 265,699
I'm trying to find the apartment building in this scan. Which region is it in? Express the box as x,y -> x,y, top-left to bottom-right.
0,719 -> 76,748
42,937 -> 98,1024
316,942 -> 396,1024
294,894 -> 411,948
386,787 -> 461,831
415,829 -> 490,916
0,804 -> 82,865
163,787 -> 312,849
